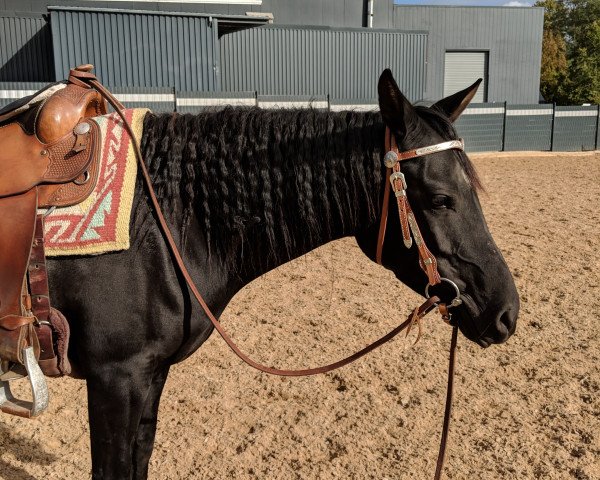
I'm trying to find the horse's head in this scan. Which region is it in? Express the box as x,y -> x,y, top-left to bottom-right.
358,69 -> 519,347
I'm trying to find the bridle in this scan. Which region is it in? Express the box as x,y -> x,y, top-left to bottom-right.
377,126 -> 466,479
377,127 -> 465,308
71,68 -> 468,480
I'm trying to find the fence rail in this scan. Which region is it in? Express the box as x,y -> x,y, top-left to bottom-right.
1,84 -> 598,153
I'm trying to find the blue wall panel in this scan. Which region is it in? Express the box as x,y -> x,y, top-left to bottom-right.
553,106 -> 598,151
504,104 -> 553,151
455,104 -> 505,152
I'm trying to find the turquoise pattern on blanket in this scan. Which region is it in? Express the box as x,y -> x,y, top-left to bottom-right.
81,191 -> 112,241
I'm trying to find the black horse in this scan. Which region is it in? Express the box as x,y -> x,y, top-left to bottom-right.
47,70 -> 519,479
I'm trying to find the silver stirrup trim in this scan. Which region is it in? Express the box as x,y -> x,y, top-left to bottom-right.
0,347 -> 49,418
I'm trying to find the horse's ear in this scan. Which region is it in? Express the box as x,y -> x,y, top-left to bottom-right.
378,69 -> 418,137
433,79 -> 482,123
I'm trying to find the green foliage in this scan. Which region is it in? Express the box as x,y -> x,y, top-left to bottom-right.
534,0 -> 600,104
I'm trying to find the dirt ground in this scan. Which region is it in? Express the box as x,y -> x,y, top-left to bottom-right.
1,152 -> 599,480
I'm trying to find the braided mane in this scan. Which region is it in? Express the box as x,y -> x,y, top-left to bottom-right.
140,107 -> 384,266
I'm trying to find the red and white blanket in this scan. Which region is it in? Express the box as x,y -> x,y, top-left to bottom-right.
44,108 -> 147,256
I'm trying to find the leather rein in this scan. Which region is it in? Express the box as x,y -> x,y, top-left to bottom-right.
70,68 -> 466,479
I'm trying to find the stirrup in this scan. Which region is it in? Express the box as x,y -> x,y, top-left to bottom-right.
0,347 -> 49,418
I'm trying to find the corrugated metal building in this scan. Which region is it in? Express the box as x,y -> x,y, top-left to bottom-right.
383,5 -> 544,104
0,0 -> 543,103
0,12 -> 53,81
50,7 -> 222,91
220,26 -> 427,101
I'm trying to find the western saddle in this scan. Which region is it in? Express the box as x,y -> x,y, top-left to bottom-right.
0,65 -> 107,418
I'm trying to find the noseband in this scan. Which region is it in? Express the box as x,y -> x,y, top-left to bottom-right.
70,68 -> 470,480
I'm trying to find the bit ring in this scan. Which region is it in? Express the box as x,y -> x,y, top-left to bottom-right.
425,277 -> 463,308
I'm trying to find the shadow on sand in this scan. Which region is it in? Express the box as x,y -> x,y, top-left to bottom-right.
0,421 -> 58,480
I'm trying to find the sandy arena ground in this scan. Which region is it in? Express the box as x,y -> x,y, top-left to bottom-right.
1,152 -> 599,480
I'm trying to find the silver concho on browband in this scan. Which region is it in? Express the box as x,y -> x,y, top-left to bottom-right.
383,150 -> 399,168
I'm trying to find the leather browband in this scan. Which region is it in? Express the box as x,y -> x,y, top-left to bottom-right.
398,139 -> 464,162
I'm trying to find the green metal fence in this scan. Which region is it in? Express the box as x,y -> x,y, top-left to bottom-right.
454,104 -> 505,152
504,104 -> 553,151
553,106 -> 598,151
1,83 -> 598,153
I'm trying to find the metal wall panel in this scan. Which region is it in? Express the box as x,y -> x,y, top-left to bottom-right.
553,106 -> 598,151
455,104 -> 505,152
0,15 -> 54,82
444,52 -> 488,102
504,104 -> 553,151
22,0 -> 368,26
176,90 -> 256,113
110,86 -> 175,113
50,7 -> 219,91
0,81 -> 48,109
382,6 -> 544,103
221,26 -> 427,101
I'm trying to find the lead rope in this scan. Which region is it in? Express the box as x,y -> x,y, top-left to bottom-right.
74,68 -> 457,478
435,325 -> 458,480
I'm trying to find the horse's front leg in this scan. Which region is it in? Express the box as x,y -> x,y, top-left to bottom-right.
86,360 -> 156,480
132,366 -> 170,480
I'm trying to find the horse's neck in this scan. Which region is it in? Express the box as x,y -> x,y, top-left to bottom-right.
140,108 -> 385,286
232,110 -> 385,283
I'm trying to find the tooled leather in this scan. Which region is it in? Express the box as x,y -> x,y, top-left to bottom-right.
38,120 -> 100,208
29,215 -> 60,370
0,67 -> 104,377
36,84 -> 106,144
43,122 -> 96,182
378,128 -> 443,287
28,216 -> 51,323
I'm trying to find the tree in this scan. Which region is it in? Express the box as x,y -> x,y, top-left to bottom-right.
539,29 -> 568,102
535,0 -> 600,104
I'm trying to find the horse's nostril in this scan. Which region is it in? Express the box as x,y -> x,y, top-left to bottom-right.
499,309 -> 517,336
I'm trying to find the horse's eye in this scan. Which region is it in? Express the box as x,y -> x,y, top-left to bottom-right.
431,194 -> 451,209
